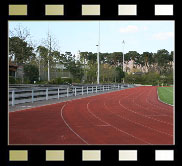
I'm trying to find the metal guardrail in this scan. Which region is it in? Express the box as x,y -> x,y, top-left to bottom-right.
9,84 -> 134,106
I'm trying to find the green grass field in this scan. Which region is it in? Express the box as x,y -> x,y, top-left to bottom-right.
157,86 -> 174,105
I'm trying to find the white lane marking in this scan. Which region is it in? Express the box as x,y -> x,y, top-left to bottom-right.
103,102 -> 173,137
146,87 -> 173,110
132,88 -> 171,117
96,124 -> 111,127
86,101 -> 151,144
118,88 -> 173,126
60,103 -> 88,144
147,115 -> 169,117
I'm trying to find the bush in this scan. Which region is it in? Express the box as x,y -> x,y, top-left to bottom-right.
15,78 -> 22,84
23,77 -> 31,84
23,64 -> 39,83
125,72 -> 161,85
47,77 -> 72,85
62,78 -> 72,84
9,76 -> 15,84
73,78 -> 81,83
56,77 -> 62,84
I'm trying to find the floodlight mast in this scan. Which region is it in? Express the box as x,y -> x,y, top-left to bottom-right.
96,44 -> 100,84
38,48 -> 41,81
122,40 -> 125,83
97,21 -> 100,84
47,30 -> 52,82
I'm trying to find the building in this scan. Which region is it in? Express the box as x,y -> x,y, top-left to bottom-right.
9,63 -> 18,77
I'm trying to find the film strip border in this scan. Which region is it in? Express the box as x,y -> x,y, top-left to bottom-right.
8,149 -> 175,162
1,0 -> 178,166
6,0 -> 176,19
8,4 -> 174,16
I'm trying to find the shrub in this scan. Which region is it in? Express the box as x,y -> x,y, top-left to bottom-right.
9,76 -> 15,84
62,78 -> 72,84
15,78 -> 22,84
23,64 -> 39,83
47,77 -> 72,85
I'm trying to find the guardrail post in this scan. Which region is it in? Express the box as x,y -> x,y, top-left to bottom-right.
67,87 -> 69,97
118,84 -> 119,89
92,86 -> 93,93
32,89 -> 34,103
103,86 -> 104,91
82,86 -> 83,95
87,87 -> 88,94
96,86 -> 97,93
46,88 -> 48,100
58,88 -> 60,99
12,90 -> 15,106
75,88 -> 77,96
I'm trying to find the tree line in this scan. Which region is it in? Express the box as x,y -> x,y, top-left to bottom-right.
9,26 -> 173,85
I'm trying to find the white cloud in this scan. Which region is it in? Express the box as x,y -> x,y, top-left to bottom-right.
119,25 -> 139,33
119,25 -> 149,33
141,26 -> 148,31
152,32 -> 174,40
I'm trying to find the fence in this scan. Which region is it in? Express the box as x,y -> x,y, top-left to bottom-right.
9,84 -> 133,106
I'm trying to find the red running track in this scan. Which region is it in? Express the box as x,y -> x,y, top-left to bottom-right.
9,86 -> 174,145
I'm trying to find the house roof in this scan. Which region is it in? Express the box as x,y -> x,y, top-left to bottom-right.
9,63 -> 18,71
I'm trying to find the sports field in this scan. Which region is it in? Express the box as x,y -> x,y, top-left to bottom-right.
157,86 -> 174,105
9,86 -> 174,145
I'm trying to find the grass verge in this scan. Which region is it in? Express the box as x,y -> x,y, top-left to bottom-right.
157,86 -> 173,105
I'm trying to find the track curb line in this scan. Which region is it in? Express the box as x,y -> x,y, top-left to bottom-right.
157,87 -> 174,106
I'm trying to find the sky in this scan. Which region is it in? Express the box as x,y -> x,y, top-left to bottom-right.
9,21 -> 174,55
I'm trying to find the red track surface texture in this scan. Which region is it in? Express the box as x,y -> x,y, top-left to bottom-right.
9,86 -> 174,145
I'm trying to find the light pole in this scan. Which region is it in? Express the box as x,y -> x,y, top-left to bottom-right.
96,21 -> 100,84
96,44 -> 100,84
122,40 -> 125,83
47,32 -> 51,82
38,48 -> 41,81
48,53 -> 50,81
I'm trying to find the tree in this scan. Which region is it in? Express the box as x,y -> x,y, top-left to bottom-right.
107,52 -> 123,66
65,60 -> 84,82
80,52 -> 89,81
24,64 -> 39,83
40,31 -> 60,81
155,49 -> 171,74
10,24 -> 30,41
140,52 -> 153,72
115,67 -> 125,83
9,37 -> 35,64
125,51 -> 141,69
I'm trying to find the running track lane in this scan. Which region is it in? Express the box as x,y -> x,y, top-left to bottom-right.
9,86 -> 174,145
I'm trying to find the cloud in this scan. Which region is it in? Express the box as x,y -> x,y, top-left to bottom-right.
119,25 -> 139,33
141,26 -> 148,31
152,32 -> 174,40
